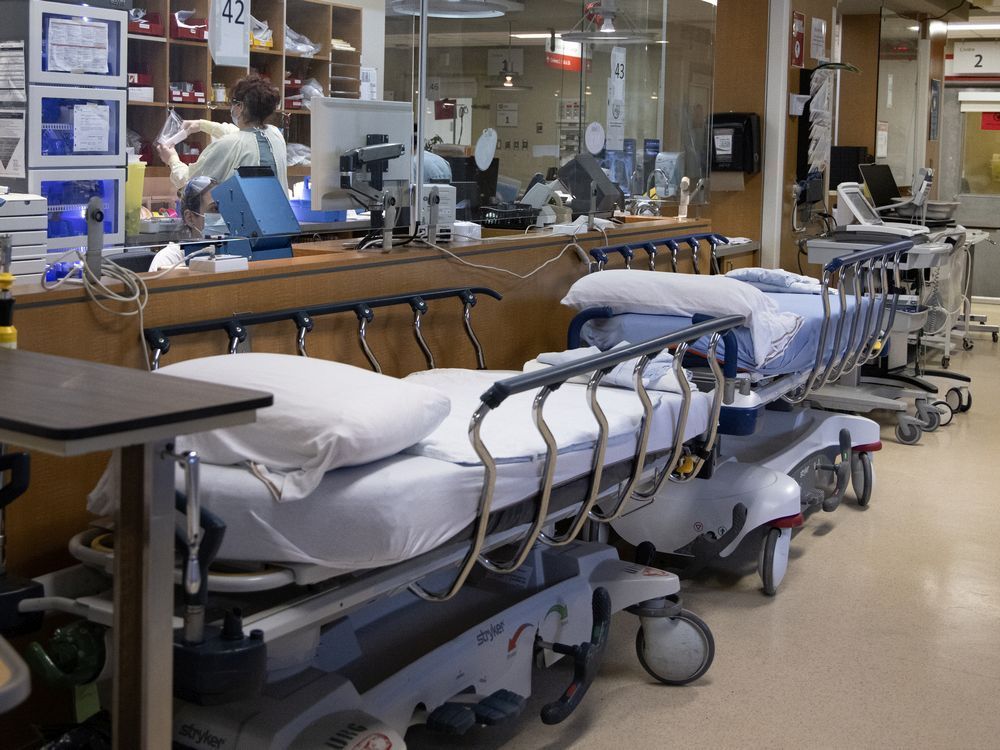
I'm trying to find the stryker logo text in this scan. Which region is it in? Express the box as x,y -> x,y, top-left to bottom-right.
178,724 -> 227,749
476,621 -> 505,646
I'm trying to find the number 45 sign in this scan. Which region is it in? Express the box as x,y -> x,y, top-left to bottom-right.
209,0 -> 249,68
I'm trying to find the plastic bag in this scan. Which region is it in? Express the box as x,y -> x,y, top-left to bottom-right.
301,79 -> 324,110
285,26 -> 321,57
250,16 -> 273,43
286,143 -> 311,167
156,109 -> 186,147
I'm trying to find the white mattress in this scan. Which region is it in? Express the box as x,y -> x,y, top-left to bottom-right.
191,370 -> 713,572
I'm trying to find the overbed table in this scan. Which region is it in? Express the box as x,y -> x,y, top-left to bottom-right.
0,348 -> 272,748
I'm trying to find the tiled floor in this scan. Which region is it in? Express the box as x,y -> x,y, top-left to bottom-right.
408,321 -> 1000,749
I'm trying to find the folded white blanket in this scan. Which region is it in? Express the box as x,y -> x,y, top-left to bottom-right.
525,343 -> 693,394
561,270 -> 803,367
727,267 -> 822,294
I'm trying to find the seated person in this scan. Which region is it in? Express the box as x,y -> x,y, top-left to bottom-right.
149,176 -> 221,271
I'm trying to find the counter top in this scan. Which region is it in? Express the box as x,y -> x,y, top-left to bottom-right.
13,217 -> 710,303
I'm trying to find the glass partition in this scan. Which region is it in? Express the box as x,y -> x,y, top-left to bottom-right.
383,0 -> 717,224
875,10 -> 921,187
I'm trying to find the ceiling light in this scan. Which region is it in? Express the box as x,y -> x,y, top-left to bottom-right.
484,21 -> 533,91
907,25 -> 920,31
390,0 -> 523,19
947,22 -> 1000,31
512,32 -> 561,39
561,0 -> 652,44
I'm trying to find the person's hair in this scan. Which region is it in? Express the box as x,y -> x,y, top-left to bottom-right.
179,176 -> 217,215
231,75 -> 280,125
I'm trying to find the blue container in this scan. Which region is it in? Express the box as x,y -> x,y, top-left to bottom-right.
290,199 -> 347,224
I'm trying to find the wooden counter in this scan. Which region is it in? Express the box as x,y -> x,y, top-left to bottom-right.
6,217 -> 708,578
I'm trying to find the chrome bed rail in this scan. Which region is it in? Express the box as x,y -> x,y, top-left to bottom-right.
578,233 -> 911,405
409,314 -> 745,602
144,286 -> 502,372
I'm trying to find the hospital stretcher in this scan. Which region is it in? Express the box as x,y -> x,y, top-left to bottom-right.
566,236 -> 912,595
10,286 -> 745,748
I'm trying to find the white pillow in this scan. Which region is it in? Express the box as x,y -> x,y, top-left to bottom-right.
156,353 -> 451,502
561,270 -> 803,367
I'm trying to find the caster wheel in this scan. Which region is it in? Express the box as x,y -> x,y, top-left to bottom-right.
946,387 -> 964,413
758,527 -> 790,596
635,611 -> 715,686
959,391 -> 973,414
933,400 -> 955,427
993,332 -> 999,343
941,356 -> 950,369
963,338 -> 974,351
919,407 -> 941,433
851,452 -> 874,507
895,421 -> 922,445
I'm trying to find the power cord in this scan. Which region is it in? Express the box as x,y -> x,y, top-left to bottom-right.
41,247 -> 214,370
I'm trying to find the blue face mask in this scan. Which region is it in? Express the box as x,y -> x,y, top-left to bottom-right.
202,212 -> 227,238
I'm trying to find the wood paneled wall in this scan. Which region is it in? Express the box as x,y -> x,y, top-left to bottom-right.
840,14 -> 882,155
709,0 -> 767,261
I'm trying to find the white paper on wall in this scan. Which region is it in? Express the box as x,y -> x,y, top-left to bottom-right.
0,42 -> 25,103
73,104 -> 110,152
47,18 -> 110,74
0,109 -> 26,178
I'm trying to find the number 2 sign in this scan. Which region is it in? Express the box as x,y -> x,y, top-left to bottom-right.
209,0 -> 249,68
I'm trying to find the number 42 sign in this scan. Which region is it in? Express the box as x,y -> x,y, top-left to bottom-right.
209,0 -> 249,68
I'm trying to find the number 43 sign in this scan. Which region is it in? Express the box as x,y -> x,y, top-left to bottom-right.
209,0 -> 249,68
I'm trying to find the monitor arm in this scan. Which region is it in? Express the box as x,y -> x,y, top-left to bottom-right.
340,141 -> 405,194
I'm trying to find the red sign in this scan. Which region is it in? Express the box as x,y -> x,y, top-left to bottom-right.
791,11 -> 805,69
982,112 -> 1000,131
546,38 -> 583,72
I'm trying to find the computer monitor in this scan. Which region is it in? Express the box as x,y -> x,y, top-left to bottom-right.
446,155 -> 499,210
858,163 -> 901,210
311,98 -> 413,212
557,153 -> 625,216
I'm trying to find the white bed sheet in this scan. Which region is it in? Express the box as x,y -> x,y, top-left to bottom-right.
193,372 -> 713,571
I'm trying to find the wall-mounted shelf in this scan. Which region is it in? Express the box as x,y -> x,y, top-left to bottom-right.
127,0 -> 364,192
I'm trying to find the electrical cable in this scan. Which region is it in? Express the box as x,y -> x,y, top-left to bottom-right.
419,235 -> 585,280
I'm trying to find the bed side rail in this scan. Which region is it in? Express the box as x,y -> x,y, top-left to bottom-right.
589,233 -> 730,273
784,239 -> 909,404
409,314 -> 746,602
144,287 -> 502,372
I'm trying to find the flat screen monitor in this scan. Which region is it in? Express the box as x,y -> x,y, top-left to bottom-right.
557,153 -> 625,216
311,98 -> 413,212
858,163 -> 901,209
839,184 -> 883,226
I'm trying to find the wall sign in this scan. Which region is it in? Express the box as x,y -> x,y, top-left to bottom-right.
983,112 -> 1000,131
606,46 -> 626,151
496,102 -> 519,128
547,38 -> 583,72
953,42 -> 1000,75
929,79 -> 941,142
208,0 -> 249,68
791,11 -> 805,69
810,17 -> 827,62
488,48 -> 523,76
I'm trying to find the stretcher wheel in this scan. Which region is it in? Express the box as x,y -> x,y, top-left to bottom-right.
993,332 -> 998,343
758,527 -> 790,596
895,421 -> 921,445
946,387 -> 964,413
963,338 -> 974,351
932,401 -> 955,427
919,407 -> 941,433
941,356 -> 950,369
851,452 -> 874,507
634,611 -> 714,686
959,391 -> 973,413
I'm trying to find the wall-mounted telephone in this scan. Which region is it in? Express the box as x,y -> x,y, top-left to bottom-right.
710,112 -> 761,175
